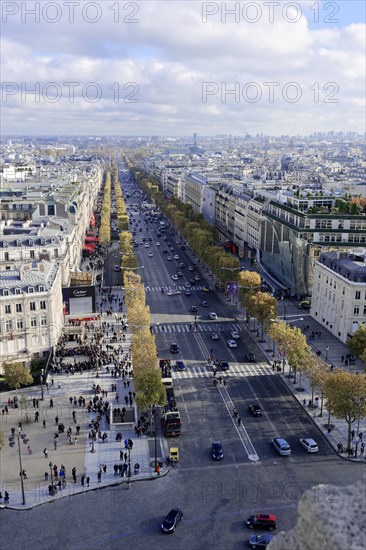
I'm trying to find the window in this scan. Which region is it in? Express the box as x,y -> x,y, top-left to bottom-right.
39,286 -> 45,292
16,303 -> 22,313
40,316 -> 47,326
3,289 -> 9,296
5,305 -> 11,314
54,249 -> 59,258
30,250 -> 35,259
363,305 -> 366,316
4,252 -> 9,261
30,317 -> 37,328
353,306 -> 360,315
15,288 -> 21,294
5,320 -> 12,331
28,287 -> 34,293
355,291 -> 361,300
40,301 -> 46,310
30,302 -> 36,311
16,318 -> 24,330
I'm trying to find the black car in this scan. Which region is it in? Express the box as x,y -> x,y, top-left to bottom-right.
249,404 -> 262,417
246,514 -> 277,531
211,441 -> 224,460
191,306 -> 198,313
245,353 -> 256,362
170,343 -> 179,354
161,508 -> 183,533
215,360 -> 229,371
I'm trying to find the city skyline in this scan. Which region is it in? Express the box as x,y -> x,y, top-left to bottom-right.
1,0 -> 365,136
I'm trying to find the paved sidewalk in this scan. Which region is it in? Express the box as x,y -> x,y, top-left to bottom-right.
0,305 -> 169,510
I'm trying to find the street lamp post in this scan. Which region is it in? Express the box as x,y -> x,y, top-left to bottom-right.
325,346 -> 329,365
8,427 -> 28,505
40,368 -> 44,400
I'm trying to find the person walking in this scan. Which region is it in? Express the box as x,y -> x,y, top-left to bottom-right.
49,398 -> 53,408
97,470 -> 102,482
43,419 -> 46,428
43,448 -> 48,458
81,475 -> 85,486
237,417 -> 241,427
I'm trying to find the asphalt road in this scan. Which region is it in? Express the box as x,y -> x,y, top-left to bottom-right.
2,170 -> 362,550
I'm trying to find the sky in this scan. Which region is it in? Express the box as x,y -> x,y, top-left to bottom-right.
1,0 -> 365,136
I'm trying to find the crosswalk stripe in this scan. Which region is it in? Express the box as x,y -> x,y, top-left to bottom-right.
170,363 -> 272,379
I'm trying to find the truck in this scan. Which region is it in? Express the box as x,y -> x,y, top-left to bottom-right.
163,411 -> 181,437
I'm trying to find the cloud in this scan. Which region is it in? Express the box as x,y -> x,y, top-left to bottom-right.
1,1 -> 364,135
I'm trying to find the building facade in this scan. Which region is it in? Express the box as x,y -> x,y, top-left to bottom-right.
311,252 -> 366,343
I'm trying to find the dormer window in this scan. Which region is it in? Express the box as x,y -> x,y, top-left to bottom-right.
17,241 -> 22,247
29,239 -> 33,246
28,287 -> 34,293
41,239 -> 45,245
15,288 -> 21,294
39,285 -> 45,292
3,289 -> 9,296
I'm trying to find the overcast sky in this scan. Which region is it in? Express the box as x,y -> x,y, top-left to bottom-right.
1,0 -> 365,136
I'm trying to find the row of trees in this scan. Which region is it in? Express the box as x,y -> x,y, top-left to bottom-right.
99,170 -> 111,245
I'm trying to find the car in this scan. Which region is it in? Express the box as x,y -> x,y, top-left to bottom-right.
184,289 -> 191,296
181,245 -> 186,250
176,360 -> 186,371
209,312 -> 217,320
179,262 -> 185,268
272,438 -> 291,456
216,360 -> 229,371
156,242 -> 160,246
114,265 -> 121,272
167,290 -> 181,296
230,330 -> 240,339
185,282 -> 191,287
167,256 -> 172,261
227,339 -> 237,348
148,237 -> 153,241
203,286 -> 210,292
245,352 -> 256,362
246,514 -> 277,531
248,534 -> 275,548
144,243 -> 149,248
191,305 -> 198,313
170,343 -> 179,354
211,441 -> 224,460
177,272 -> 183,278
249,404 -> 262,417
174,255 -> 179,260
161,508 -> 183,533
299,437 -> 319,453
194,275 -> 201,281
210,332 -> 219,340
148,252 -> 153,257
202,300 -> 209,307
190,278 -> 196,284
188,266 -> 194,271
172,274 -> 178,281
142,237 -> 146,241
162,249 -> 168,253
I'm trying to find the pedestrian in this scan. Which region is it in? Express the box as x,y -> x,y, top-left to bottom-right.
43,419 -> 46,428
27,445 -> 32,454
86,476 -> 90,487
44,472 -> 49,481
97,470 -> 102,482
49,398 -> 53,408
124,452 -> 128,463
223,380 -> 227,387
303,399 -> 306,406
237,417 -> 241,426
54,440 -> 57,450
43,448 -> 48,458
358,432 -> 363,442
76,425 -> 80,435
55,416 -> 59,425
81,475 -> 85,486
4,492 -> 9,505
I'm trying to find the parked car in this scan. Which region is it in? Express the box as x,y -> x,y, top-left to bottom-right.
248,534 -> 275,548
272,438 -> 291,456
211,441 -> 224,461
114,265 -> 121,272
248,404 -> 262,417
161,508 -> 183,533
246,514 -> 277,531
299,437 -> 319,453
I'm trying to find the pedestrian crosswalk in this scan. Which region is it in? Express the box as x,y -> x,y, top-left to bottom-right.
146,285 -> 210,292
151,322 -> 242,334
172,362 -> 273,379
